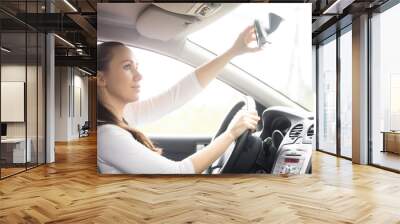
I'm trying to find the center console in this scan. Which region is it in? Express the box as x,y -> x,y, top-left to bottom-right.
260,107 -> 314,175
272,143 -> 312,175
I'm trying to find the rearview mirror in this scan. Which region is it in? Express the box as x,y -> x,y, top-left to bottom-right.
254,13 -> 283,48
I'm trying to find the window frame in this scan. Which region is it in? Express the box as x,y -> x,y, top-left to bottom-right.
315,0 -> 400,173
368,0 -> 400,173
315,22 -> 353,160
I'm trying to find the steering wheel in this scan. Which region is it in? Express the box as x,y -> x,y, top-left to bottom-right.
207,97 -> 261,174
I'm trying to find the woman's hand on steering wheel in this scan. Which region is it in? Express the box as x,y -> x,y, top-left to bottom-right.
225,110 -> 260,139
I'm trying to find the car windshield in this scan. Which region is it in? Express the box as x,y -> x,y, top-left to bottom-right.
188,3 -> 313,110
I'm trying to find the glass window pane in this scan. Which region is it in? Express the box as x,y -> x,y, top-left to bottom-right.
1,31 -> 27,177
27,32 -> 38,168
25,0 -> 40,169
0,1 -> 46,178
317,36 -> 337,154
188,4 -> 312,110
371,3 -> 400,171
38,33 -> 45,165
340,28 -> 352,158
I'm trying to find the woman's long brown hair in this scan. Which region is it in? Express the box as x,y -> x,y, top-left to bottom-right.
97,41 -> 161,154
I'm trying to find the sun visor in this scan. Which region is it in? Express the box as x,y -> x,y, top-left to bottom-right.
136,5 -> 199,41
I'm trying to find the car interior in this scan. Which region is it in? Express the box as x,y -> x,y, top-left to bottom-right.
97,3 -> 314,175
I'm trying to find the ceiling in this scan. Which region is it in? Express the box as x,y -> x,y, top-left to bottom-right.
0,0 -> 394,73
0,0 -> 97,74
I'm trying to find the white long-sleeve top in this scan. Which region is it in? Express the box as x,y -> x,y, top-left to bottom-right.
97,71 -> 204,174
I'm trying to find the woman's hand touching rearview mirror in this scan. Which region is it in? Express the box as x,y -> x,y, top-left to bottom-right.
228,25 -> 263,57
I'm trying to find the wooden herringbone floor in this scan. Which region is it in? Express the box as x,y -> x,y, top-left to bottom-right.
1,135 -> 400,224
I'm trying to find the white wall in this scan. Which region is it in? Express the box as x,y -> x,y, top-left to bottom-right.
71,72 -> 89,139
54,67 -> 89,141
1,64 -> 46,164
1,65 -> 35,138
55,67 -> 69,141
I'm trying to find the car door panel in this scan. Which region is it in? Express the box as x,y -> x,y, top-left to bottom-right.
150,136 -> 211,161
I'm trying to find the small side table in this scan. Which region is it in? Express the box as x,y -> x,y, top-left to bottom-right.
1,138 -> 32,165
381,131 -> 400,154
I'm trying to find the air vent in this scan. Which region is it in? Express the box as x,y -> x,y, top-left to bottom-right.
289,123 -> 303,139
307,125 -> 314,137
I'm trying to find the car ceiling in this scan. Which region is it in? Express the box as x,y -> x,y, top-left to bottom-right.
98,3 -> 240,40
97,3 -> 149,29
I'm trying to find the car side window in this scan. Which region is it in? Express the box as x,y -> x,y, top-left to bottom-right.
131,47 -> 245,136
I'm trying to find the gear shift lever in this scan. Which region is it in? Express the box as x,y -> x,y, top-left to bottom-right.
271,129 -> 284,149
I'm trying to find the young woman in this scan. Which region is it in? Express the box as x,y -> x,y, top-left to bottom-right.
97,25 -> 262,174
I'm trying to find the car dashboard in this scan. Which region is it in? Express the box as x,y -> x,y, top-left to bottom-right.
257,106 -> 314,175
